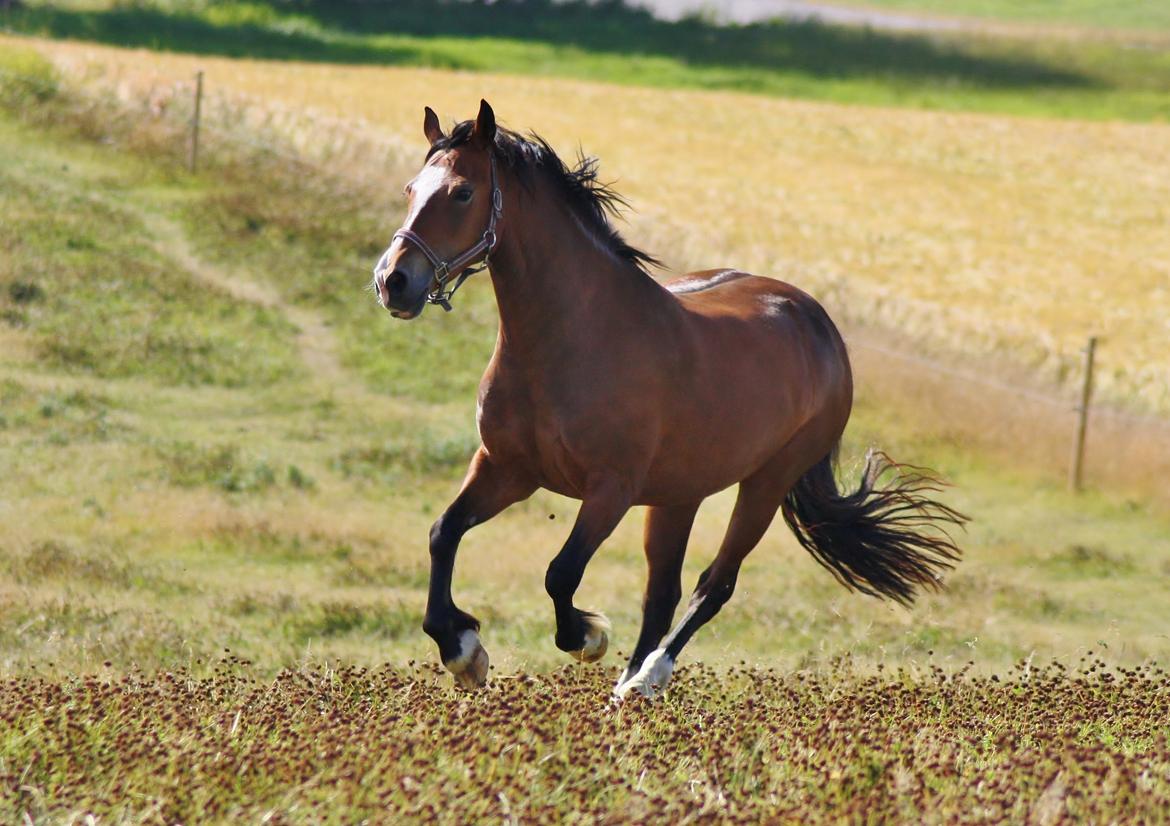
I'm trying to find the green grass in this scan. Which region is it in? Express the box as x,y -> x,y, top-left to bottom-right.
0,91 -> 301,388
4,0 -> 1170,121
850,0 -> 1170,31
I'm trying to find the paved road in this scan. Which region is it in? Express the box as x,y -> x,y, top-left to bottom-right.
632,0 -> 967,31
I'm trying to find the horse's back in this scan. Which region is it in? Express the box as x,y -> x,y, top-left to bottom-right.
664,269 -> 848,365
643,268 -> 852,496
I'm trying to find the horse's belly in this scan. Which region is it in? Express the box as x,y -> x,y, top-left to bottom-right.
636,320 -> 842,504
639,425 -> 789,504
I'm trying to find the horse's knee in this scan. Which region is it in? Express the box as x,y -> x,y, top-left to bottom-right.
429,510 -> 464,555
691,570 -> 738,614
544,555 -> 575,602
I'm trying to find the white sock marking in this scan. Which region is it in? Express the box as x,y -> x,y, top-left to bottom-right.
614,648 -> 675,700
445,629 -> 481,671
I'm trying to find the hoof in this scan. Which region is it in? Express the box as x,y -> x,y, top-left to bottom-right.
613,648 -> 674,701
444,629 -> 489,690
570,613 -> 610,663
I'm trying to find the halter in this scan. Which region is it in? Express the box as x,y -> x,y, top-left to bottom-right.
389,155 -> 503,312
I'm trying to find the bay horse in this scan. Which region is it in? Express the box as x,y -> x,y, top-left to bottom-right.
373,100 -> 965,699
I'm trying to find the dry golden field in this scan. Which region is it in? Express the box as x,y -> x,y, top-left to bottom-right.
7,34 -> 1170,416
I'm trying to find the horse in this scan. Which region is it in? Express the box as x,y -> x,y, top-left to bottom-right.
372,100 -> 966,699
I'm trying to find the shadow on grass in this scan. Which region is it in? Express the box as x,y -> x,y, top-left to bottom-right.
4,0 -> 1095,91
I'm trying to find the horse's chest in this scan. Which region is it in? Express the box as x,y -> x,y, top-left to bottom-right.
476,390 -> 526,449
477,382 -> 544,455
476,385 -> 585,495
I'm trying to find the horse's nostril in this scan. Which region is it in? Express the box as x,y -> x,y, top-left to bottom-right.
387,270 -> 408,296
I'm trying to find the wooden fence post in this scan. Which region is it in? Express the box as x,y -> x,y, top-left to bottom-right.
188,70 -> 204,173
1069,336 -> 1097,492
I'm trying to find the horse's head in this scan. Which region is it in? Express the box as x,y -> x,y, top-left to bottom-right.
373,100 -> 501,320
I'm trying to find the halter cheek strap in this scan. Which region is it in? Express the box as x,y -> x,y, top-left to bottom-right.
390,156 -> 503,312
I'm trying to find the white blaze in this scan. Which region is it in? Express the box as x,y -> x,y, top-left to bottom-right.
405,163 -> 451,226
379,162 -> 452,266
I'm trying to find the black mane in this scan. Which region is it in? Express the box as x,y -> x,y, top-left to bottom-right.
428,120 -> 661,273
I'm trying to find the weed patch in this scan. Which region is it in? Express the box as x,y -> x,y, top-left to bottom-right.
156,441 -> 278,493
1037,544 -> 1138,579
1,660 -> 1168,822
333,431 -> 479,481
0,386 -> 122,442
283,600 -> 416,643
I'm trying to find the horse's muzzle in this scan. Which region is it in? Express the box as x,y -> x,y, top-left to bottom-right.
378,267 -> 429,320
390,297 -> 427,320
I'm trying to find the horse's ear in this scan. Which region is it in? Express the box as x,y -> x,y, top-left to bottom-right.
472,99 -> 496,149
423,106 -> 444,145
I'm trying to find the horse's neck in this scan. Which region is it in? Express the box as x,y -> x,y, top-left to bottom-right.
486,189 -> 661,360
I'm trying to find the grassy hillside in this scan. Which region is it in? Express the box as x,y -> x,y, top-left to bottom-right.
4,0 -> 1170,121
7,34 -> 1170,423
2,51 -> 1170,684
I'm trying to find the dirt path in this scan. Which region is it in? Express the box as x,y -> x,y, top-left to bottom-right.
135,208 -> 353,390
3,130 -> 365,397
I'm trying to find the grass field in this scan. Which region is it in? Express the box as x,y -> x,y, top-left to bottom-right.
2,48 -> 1170,676
3,23 -> 1170,822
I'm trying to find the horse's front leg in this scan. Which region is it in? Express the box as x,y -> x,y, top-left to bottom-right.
544,476 -> 632,662
424,448 -> 536,689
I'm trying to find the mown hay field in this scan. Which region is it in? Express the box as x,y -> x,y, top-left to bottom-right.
8,34 -> 1170,414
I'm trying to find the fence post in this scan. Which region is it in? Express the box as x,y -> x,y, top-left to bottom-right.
188,70 -> 204,173
1069,336 -> 1097,492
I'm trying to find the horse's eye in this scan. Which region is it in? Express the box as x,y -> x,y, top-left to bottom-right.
453,188 -> 473,204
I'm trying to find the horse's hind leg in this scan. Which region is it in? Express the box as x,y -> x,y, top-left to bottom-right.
614,472 -> 792,700
425,448 -> 536,689
617,502 -> 700,689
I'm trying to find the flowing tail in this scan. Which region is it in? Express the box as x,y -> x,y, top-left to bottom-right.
781,449 -> 967,606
